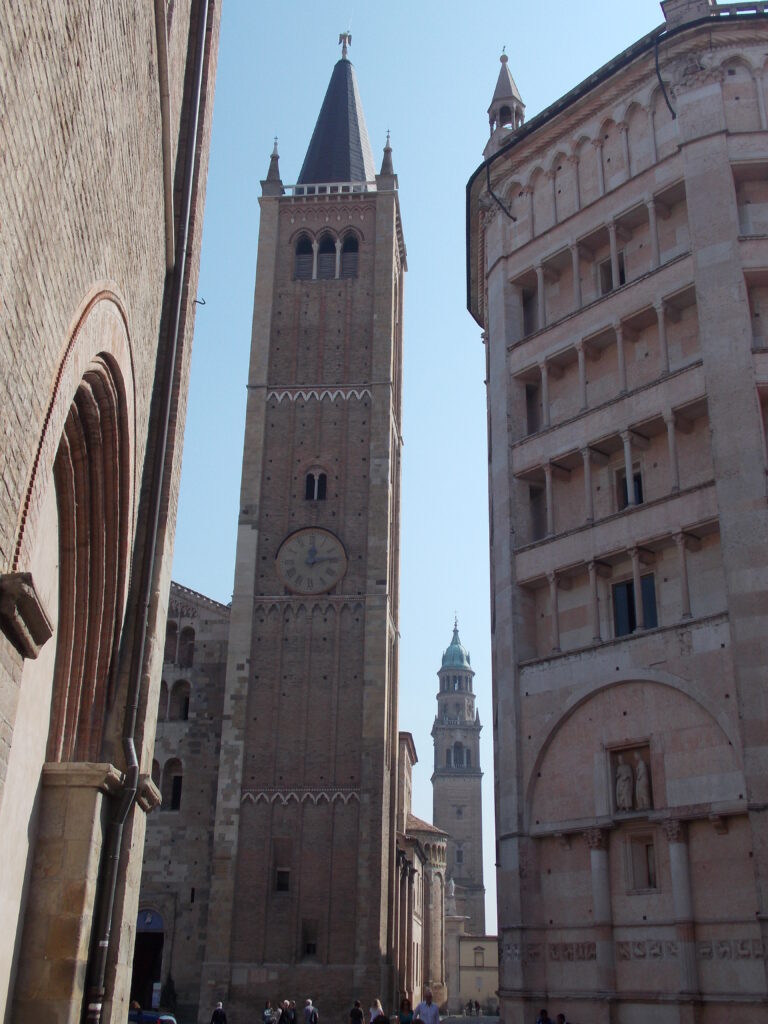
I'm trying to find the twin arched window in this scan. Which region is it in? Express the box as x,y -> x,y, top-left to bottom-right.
305,469 -> 327,501
293,233 -> 359,281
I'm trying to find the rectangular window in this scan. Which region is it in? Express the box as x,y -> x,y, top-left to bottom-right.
616,467 -> 644,510
525,383 -> 541,435
628,835 -> 658,891
275,869 -> 290,892
456,849 -> 464,864
529,486 -> 546,542
474,949 -> 485,968
302,919 -> 319,958
170,775 -> 182,810
523,288 -> 538,335
599,251 -> 626,295
612,574 -> 658,637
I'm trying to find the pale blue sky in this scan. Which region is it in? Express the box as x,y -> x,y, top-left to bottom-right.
173,0 -> 667,928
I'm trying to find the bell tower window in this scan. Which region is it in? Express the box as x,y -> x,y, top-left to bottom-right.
305,470 -> 327,501
294,235 -> 313,280
317,234 -> 336,279
340,234 -> 359,278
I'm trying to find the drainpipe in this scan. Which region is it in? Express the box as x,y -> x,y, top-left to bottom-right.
83,3 -> 209,1022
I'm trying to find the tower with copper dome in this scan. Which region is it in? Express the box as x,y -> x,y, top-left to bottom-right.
431,622 -> 485,933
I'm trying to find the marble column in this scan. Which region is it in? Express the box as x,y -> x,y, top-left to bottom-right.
655,301 -> 670,376
584,827 -> 616,995
577,341 -> 587,410
571,243 -> 582,310
544,462 -> 554,536
581,447 -> 594,522
647,197 -> 660,269
608,220 -> 620,291
569,153 -> 582,212
615,322 -> 627,393
674,532 -> 692,619
588,560 -> 601,642
536,264 -> 546,330
594,139 -> 605,196
334,237 -> 342,279
663,819 -> 700,997
540,362 -> 550,428
548,571 -> 560,652
621,430 -> 635,506
630,546 -> 644,630
665,413 -> 680,492
619,121 -> 630,181
311,239 -> 319,280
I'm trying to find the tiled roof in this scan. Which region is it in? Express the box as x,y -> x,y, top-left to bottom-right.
297,58 -> 376,185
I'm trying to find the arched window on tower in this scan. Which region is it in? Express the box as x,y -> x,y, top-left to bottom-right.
169,680 -> 190,721
453,741 -> 464,767
305,469 -> 327,501
340,234 -> 359,278
445,748 -> 452,767
158,680 -> 168,721
317,234 -> 336,279
162,758 -> 183,811
294,235 -> 313,280
499,105 -> 512,128
164,620 -> 177,663
178,626 -> 195,668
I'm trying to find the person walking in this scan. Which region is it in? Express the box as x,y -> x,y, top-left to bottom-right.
350,1001 -> 365,1024
304,999 -> 318,1024
414,989 -> 439,1024
398,998 -> 413,1024
369,999 -> 386,1024
210,1003 -> 227,1024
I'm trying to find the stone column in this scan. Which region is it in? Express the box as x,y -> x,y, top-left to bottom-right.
536,264 -> 546,330
571,243 -> 582,310
630,546 -> 644,629
648,107 -> 658,164
665,413 -> 680,492
757,72 -> 768,131
663,819 -> 700,997
548,170 -> 558,224
618,122 -> 630,181
524,186 -> 534,241
647,197 -> 660,269
621,430 -> 635,506
569,153 -> 581,212
544,462 -> 554,535
540,362 -> 550,428
594,139 -> 605,196
615,322 -> 627,393
655,301 -> 670,376
608,220 -> 620,291
548,572 -> 560,652
674,533 -> 692,619
334,237 -> 342,279
584,828 -> 615,996
577,341 -> 587,410
581,447 -> 594,523
311,239 -> 319,280
588,561 -> 601,642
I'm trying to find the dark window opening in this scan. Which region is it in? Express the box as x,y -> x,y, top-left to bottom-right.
340,234 -> 359,278
522,288 -> 538,335
525,383 -> 541,435
456,849 -> 464,864
276,869 -> 290,892
294,235 -> 313,280
529,485 -> 546,542
302,919 -> 319,959
617,468 -> 644,510
630,836 -> 657,890
613,574 -> 658,637
317,235 -> 336,279
305,471 -> 327,501
170,774 -> 182,810
600,251 -> 626,295
499,105 -> 512,127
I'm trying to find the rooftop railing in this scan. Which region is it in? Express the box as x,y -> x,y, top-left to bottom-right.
288,181 -> 377,197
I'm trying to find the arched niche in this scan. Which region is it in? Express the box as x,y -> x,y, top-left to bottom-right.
528,677 -> 745,830
722,59 -> 761,133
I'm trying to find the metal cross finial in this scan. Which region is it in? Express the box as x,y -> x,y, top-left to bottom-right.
339,31 -> 352,58
454,613 -> 459,630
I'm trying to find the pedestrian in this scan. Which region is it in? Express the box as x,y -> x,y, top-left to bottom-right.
535,1011 -> 552,1024
282,1001 -> 295,1024
304,999 -> 318,1024
474,1002 -> 480,1017
399,998 -> 413,1024
414,989 -> 439,1024
263,1000 -> 275,1024
369,999 -> 386,1023
555,1016 -> 570,1024
274,1003 -> 283,1024
350,1001 -> 365,1024
210,1003 -> 227,1024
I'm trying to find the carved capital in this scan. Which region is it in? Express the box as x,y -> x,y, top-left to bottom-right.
663,818 -> 686,843
0,572 -> 53,659
584,827 -> 607,850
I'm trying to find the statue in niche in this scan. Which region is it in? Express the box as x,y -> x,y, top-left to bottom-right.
634,752 -> 651,809
615,754 -> 634,811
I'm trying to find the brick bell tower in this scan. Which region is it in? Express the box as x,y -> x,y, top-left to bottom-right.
432,621 -> 486,934
200,35 -> 406,1020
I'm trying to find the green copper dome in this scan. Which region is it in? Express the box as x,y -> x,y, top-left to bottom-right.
441,620 -> 472,670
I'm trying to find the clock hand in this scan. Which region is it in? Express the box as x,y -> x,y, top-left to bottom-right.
312,556 -> 340,564
305,544 -> 318,566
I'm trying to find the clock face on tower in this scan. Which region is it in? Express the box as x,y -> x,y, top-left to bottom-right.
275,528 -> 348,595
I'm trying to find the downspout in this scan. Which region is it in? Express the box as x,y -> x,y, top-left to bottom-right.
83,3 -> 209,1022
154,0 -> 176,270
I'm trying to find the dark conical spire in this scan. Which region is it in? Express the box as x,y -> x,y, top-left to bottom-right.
297,40 -> 376,186
380,131 -> 394,176
261,137 -> 284,196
